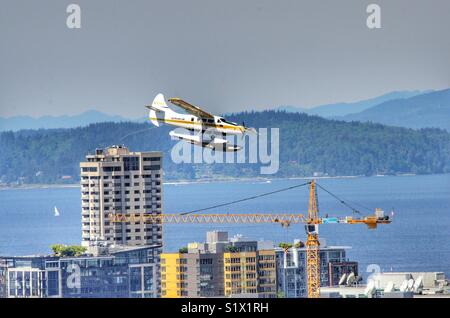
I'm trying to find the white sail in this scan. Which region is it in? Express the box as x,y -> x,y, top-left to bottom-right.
54,206 -> 60,217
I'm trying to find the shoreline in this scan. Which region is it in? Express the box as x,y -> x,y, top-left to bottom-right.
0,183 -> 81,191
0,172 -> 433,191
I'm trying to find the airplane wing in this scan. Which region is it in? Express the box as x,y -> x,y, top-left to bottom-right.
168,98 -> 215,119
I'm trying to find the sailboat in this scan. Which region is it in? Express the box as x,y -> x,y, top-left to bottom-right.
54,206 -> 60,217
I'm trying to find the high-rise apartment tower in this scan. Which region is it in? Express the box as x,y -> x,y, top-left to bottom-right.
80,145 -> 163,249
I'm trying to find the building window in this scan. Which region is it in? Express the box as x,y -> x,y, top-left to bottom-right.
103,166 -> 121,172
143,165 -> 160,171
124,157 -> 140,171
130,267 -> 142,292
82,167 -> 97,172
143,266 -> 153,291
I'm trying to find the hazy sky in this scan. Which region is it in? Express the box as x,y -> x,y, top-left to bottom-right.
1,0 -> 449,118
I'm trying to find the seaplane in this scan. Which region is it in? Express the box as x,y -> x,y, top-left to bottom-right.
146,93 -> 257,151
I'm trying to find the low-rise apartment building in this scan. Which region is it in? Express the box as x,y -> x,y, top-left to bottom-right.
276,239 -> 357,298
0,245 -> 160,298
161,231 -> 277,298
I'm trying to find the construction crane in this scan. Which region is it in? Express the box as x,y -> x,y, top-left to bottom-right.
110,180 -> 391,298
306,179 -> 321,298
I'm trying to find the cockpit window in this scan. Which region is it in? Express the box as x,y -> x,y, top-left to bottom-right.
220,118 -> 237,125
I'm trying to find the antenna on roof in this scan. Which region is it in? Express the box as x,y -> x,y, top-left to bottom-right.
384,281 -> 394,293
346,272 -> 356,286
413,276 -> 423,293
364,280 -> 376,296
399,280 -> 408,292
338,273 -> 347,286
407,279 -> 415,291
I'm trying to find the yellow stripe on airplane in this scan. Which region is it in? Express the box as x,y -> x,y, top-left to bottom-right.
148,117 -> 242,131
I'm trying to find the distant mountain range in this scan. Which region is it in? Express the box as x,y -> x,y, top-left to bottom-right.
337,89 -> 450,131
277,88 -> 450,131
1,88 -> 449,132
0,110 -> 139,132
277,90 -> 430,117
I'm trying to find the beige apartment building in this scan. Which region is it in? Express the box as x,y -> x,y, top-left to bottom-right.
223,249 -> 276,297
79,145 -> 163,250
161,231 -> 277,298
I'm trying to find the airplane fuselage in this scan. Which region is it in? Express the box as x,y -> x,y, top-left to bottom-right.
149,108 -> 243,136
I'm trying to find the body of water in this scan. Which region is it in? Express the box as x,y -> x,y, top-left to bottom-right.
0,174 -> 449,278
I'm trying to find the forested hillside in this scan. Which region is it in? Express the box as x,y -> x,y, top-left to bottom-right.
1,111 -> 450,184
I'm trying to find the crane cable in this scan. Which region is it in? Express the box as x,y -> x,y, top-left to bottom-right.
180,181 -> 312,215
179,180 -> 372,216
315,183 -> 365,215
119,126 -> 157,142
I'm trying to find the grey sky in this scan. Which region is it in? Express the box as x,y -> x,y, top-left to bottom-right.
1,0 -> 449,118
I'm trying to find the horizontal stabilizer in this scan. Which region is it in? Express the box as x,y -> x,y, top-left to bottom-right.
146,105 -> 166,112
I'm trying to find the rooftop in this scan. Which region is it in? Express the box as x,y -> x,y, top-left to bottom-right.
85,145 -> 162,159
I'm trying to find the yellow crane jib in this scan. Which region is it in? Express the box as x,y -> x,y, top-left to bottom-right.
107,212 -> 391,228
107,213 -> 307,224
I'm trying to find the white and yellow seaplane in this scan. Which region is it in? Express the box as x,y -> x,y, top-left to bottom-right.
146,93 -> 256,151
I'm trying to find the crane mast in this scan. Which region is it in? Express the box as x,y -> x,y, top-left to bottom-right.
306,179 -> 321,298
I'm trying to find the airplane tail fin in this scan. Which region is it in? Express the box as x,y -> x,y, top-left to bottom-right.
147,93 -> 168,111
147,93 -> 168,127
152,93 -> 168,108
